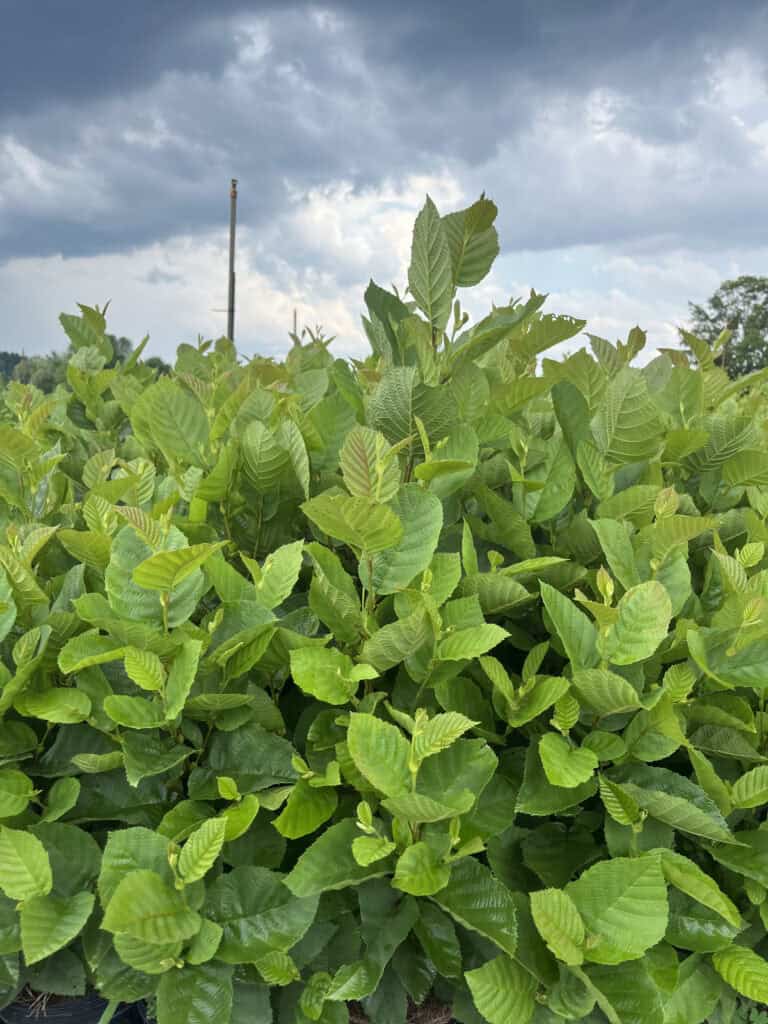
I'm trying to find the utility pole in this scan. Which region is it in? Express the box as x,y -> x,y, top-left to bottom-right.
227,179 -> 238,342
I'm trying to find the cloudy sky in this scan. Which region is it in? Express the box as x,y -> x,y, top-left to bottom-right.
2,0 -> 768,362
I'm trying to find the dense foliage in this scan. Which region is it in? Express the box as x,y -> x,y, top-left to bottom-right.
0,197 -> 768,1024
0,336 -> 170,393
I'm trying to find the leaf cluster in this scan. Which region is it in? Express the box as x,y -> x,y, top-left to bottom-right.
0,199 -> 767,1024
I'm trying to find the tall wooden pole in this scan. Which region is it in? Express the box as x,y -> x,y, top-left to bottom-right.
227,179 -> 238,342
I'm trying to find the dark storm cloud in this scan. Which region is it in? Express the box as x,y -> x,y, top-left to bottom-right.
1,0 -> 768,262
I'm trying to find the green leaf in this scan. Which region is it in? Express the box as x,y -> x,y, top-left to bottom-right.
713,946 -> 768,1003
0,769 -> 35,819
598,581 -> 671,665
392,842 -> 450,896
244,540 -> 304,610
340,426 -> 401,502
438,624 -> 508,661
347,712 -> 411,796
219,794 -> 260,842
156,963 -> 234,1024
592,367 -> 663,464
613,765 -> 737,844
20,891 -> 94,965
466,955 -> 536,1024
663,955 -> 723,1024
241,420 -> 289,492
530,888 -> 585,965
540,582 -> 598,670
706,829 -> 768,888
577,441 -> 614,500
179,818 -> 227,883
413,712 -> 477,762
0,571 -> 16,646
352,836 -> 396,867
186,918 -> 224,965
659,850 -> 741,927
442,196 -> 499,287
273,781 -> 338,839
58,631 -> 126,673
205,866 -> 318,961
122,732 -> 191,787
124,647 -> 165,691
538,734 -> 597,788
284,820 -> 393,897
40,778 -> 80,823
290,647 -> 376,705
431,857 -> 517,956
590,518 -> 640,590
302,494 -> 403,553
165,639 -> 203,720
566,855 -> 668,963
15,687 -> 91,724
0,827 -> 52,900
731,765 -> 768,809
103,869 -> 201,943
362,485 -> 443,596
571,669 -> 645,716
361,607 -> 431,672
276,418 -> 310,499
113,932 -> 182,974
413,902 -> 461,979
132,542 -> 225,591
103,695 -> 166,729
408,195 -> 454,333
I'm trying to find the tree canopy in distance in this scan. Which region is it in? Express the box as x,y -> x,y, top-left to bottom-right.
687,274 -> 768,378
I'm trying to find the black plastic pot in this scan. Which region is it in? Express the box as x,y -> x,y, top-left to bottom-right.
0,994 -> 136,1023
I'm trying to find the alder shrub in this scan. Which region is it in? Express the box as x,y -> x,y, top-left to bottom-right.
0,196 -> 767,1024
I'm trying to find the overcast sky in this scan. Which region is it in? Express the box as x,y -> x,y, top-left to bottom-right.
2,0 -> 768,362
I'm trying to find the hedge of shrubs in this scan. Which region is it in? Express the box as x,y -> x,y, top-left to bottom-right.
0,196 -> 767,1024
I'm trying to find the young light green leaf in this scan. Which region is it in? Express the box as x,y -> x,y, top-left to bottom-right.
347,713 -> 411,797
530,888 -> 586,965
302,494 -> 403,553
393,842 -> 451,897
340,425 -> 401,502
352,836 -> 396,867
408,195 -> 454,333
659,850 -> 741,928
466,955 -> 536,1024
438,624 -> 508,662
165,639 -> 202,720
598,581 -> 671,665
413,712 -> 477,763
566,855 -> 668,963
124,647 -> 165,692
102,869 -> 201,943
290,647 -> 376,705
0,827 -> 52,900
540,582 -> 599,670
179,818 -> 227,883
713,946 -> 768,1003
539,734 -> 598,789
132,542 -> 226,591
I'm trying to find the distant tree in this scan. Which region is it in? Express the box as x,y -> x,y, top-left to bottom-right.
106,335 -> 134,367
0,352 -> 23,381
145,355 -> 171,375
687,275 -> 768,378
12,352 -> 68,393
